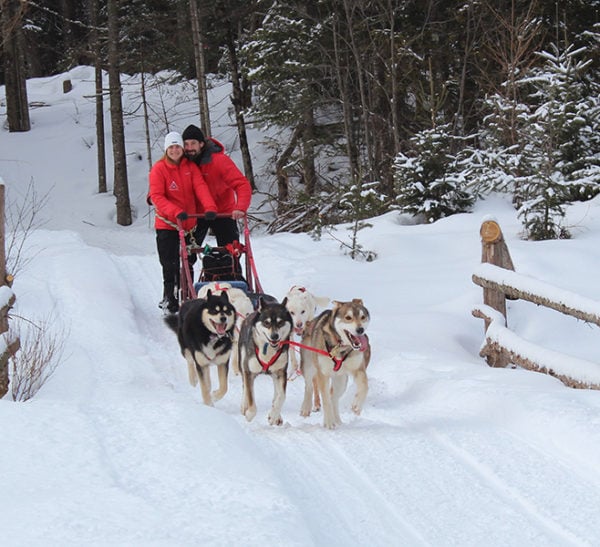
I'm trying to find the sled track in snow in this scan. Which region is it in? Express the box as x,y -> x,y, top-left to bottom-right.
249,410 -> 600,546
114,253 -> 600,546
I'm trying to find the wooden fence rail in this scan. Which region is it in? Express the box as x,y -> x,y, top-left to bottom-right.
472,219 -> 600,389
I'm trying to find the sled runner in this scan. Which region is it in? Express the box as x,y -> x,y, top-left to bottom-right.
176,213 -> 266,308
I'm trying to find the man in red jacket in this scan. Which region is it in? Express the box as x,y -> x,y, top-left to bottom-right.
182,124 -> 252,248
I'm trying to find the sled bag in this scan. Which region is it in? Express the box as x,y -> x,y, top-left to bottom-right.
201,249 -> 243,282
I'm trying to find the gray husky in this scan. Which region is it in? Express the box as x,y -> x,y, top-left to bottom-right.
238,297 -> 293,425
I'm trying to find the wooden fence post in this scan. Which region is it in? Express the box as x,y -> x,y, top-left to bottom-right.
478,219 -> 515,368
0,183 -> 20,397
480,220 -> 515,327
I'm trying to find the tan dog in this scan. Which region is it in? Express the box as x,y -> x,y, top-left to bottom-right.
284,285 -> 329,409
300,299 -> 371,429
197,282 -> 254,375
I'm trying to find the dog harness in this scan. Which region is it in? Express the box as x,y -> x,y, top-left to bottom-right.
325,341 -> 352,371
254,345 -> 286,372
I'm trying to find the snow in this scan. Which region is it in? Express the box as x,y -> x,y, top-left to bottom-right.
2,66 -> 600,545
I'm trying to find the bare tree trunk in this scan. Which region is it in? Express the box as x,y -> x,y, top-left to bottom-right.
276,124 -> 304,212
387,0 -> 400,154
332,13 -> 360,183
89,0 -> 107,193
95,63 -> 108,193
107,0 -> 132,226
140,69 -> 153,171
1,0 -> 31,132
189,0 -> 211,135
342,0 -> 372,182
225,27 -> 255,190
301,107 -> 316,196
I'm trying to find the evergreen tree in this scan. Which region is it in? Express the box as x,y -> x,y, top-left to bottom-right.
393,123 -> 476,223
515,44 -> 600,239
476,40 -> 600,240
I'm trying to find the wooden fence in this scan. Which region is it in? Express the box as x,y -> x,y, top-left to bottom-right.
472,219 -> 600,390
0,183 -> 20,397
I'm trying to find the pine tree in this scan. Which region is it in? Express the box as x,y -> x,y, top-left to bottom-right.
515,43 -> 600,240
393,123 -> 475,223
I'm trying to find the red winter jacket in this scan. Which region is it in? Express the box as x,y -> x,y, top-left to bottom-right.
148,156 -> 217,231
191,138 -> 252,214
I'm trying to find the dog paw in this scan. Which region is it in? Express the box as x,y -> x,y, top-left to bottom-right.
299,406 -> 311,417
323,420 -> 337,430
268,413 -> 283,426
351,404 -> 362,415
244,407 -> 257,422
312,404 -> 321,413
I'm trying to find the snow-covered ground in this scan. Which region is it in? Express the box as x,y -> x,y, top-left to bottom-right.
1,66 -> 600,546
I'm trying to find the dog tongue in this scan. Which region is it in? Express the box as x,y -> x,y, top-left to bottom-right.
347,331 -> 368,351
216,323 -> 227,335
356,334 -> 368,351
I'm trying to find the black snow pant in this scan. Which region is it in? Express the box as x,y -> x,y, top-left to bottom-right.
156,229 -> 197,298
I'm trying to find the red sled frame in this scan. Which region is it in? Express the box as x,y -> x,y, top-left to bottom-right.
176,213 -> 264,305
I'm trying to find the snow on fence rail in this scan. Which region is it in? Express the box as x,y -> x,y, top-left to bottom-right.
471,219 -> 600,390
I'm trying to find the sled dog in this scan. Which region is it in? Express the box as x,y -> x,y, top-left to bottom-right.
284,285 -> 329,409
238,297 -> 293,425
165,290 -> 236,406
197,281 -> 254,375
300,299 -> 371,429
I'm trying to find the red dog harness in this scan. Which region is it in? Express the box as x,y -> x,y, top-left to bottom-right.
254,345 -> 286,372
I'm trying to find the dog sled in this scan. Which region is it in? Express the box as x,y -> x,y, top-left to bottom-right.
176,213 -> 265,308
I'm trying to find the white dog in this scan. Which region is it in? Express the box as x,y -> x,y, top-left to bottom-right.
284,285 -> 329,409
197,282 -> 254,375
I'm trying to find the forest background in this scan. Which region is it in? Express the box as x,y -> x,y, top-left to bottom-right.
2,0 -> 600,241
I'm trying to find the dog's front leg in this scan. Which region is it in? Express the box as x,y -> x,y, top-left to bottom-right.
312,377 -> 321,412
184,352 -> 198,387
196,364 -> 214,406
212,362 -> 229,402
351,368 -> 368,415
299,353 -> 315,417
268,370 -> 287,426
331,374 -> 348,426
241,370 -> 257,422
316,371 -> 336,429
230,336 -> 241,375
288,345 -> 300,378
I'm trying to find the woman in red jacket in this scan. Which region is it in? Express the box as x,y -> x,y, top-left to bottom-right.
149,131 -> 217,313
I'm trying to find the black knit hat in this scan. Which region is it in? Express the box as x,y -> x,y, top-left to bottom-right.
182,124 -> 205,142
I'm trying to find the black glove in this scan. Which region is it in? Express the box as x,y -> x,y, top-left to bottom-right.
204,211 -> 217,221
176,211 -> 188,221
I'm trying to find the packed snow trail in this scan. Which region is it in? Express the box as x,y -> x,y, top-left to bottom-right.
6,227 -> 600,545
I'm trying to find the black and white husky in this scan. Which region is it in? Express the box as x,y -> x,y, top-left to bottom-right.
238,297 -> 293,426
165,290 -> 236,406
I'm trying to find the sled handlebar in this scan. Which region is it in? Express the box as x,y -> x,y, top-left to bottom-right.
175,213 -> 248,230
